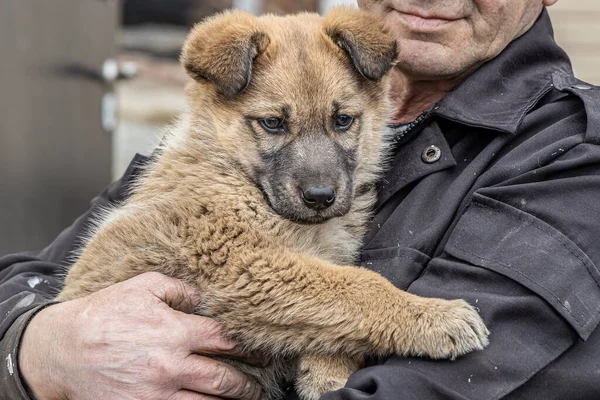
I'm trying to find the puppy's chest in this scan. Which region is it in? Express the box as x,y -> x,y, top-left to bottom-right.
173,202 -> 362,278
171,204 -> 271,275
275,218 -> 365,265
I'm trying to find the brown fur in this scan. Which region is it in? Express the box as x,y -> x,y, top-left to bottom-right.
58,8 -> 488,400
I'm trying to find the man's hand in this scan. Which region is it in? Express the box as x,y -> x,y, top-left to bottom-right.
19,272 -> 262,400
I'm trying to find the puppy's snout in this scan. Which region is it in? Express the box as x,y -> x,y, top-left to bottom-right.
301,186 -> 336,210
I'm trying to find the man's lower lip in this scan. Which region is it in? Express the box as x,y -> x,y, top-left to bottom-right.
397,12 -> 456,31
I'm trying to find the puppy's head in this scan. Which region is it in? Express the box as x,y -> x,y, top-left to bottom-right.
181,8 -> 396,224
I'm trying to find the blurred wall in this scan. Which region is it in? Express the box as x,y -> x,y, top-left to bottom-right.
549,1 -> 600,84
0,0 -> 117,254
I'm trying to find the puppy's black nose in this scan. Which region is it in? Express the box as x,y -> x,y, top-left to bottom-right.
302,186 -> 336,209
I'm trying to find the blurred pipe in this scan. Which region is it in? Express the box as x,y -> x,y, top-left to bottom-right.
319,0 -> 357,14
233,0 -> 262,14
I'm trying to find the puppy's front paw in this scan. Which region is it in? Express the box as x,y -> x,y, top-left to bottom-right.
296,376 -> 346,400
402,299 -> 489,360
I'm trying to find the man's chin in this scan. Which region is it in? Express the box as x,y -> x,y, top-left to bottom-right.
393,38 -> 472,79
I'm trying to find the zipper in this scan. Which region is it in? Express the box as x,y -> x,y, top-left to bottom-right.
389,110 -> 432,148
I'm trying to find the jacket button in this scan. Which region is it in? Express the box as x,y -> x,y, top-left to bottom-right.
572,84 -> 592,90
421,145 -> 441,163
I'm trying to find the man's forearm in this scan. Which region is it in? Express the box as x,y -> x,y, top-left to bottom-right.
0,254 -> 64,398
0,154 -> 148,397
0,300 -> 54,399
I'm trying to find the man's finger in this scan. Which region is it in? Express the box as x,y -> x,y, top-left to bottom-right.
177,354 -> 262,400
169,390 -> 221,400
136,272 -> 200,313
176,313 -> 267,366
178,314 -> 239,355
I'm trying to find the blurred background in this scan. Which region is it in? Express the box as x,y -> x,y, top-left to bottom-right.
0,0 -> 598,255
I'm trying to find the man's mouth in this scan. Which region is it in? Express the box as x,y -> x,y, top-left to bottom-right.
393,9 -> 462,32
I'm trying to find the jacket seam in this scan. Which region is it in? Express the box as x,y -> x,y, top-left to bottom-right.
452,241 -> 589,329
361,247 -> 431,262
515,81 -> 554,132
472,200 -> 600,288
451,200 -> 600,329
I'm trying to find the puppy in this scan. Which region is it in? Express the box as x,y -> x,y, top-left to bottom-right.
58,8 -> 489,400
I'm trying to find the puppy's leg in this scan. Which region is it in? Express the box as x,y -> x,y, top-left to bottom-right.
205,247 -> 489,361
295,354 -> 362,400
219,357 -> 295,400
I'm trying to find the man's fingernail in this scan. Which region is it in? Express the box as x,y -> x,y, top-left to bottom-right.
244,379 -> 262,400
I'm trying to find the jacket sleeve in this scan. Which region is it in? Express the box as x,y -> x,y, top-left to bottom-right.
322,134 -> 600,396
0,154 -> 147,398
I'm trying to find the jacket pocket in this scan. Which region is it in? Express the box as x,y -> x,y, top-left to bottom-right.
360,246 -> 431,290
445,193 -> 600,340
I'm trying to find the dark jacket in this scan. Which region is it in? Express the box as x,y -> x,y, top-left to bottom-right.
2,9 -> 600,400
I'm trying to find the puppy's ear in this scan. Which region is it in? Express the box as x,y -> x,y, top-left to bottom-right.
323,7 -> 397,81
181,10 -> 270,97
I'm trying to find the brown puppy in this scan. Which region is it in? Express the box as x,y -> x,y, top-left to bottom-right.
58,8 -> 489,400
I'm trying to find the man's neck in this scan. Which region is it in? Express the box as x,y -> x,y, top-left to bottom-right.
387,68 -> 462,124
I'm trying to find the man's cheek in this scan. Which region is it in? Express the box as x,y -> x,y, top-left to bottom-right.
357,0 -> 385,12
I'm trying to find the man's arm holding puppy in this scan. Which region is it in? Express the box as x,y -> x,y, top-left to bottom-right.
0,163 -> 262,400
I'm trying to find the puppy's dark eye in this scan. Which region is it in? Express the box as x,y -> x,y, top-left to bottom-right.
259,117 -> 285,133
334,114 -> 354,131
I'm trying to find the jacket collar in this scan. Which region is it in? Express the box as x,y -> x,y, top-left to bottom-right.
432,9 -> 572,135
